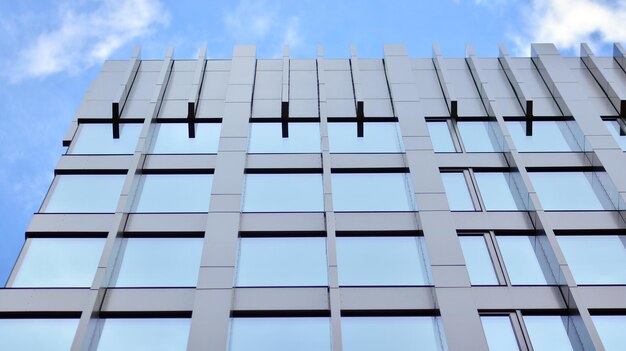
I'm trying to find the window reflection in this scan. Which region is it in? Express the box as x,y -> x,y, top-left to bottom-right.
441,172 -> 475,211
342,317 -> 447,351
507,120 -> 580,152
328,122 -> 403,153
95,318 -> 190,351
242,174 -> 324,212
592,315 -> 626,350
523,316 -> 575,351
480,316 -> 520,351
70,123 -> 141,155
132,174 -> 213,213
113,238 -> 203,287
557,236 -> 626,285
528,172 -> 613,211
229,317 -> 331,351
459,236 -> 498,285
236,237 -> 328,286
248,123 -> 321,153
497,236 -> 554,285
10,238 -> 104,288
150,123 -> 220,154
0,319 -> 79,351
427,121 -> 456,152
336,237 -> 431,286
43,175 -> 125,213
331,173 -> 415,211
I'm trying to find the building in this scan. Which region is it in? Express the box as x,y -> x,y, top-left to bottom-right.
1,42 -> 626,350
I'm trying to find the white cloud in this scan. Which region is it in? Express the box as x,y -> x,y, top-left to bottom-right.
8,0 -> 169,81
511,0 -> 626,55
224,0 -> 303,56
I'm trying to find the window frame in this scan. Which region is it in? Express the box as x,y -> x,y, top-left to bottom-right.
426,117 -> 501,153
459,231 -> 557,287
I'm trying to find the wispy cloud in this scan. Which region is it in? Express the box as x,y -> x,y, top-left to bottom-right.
224,0 -> 303,56
511,0 -> 626,55
5,0 -> 169,81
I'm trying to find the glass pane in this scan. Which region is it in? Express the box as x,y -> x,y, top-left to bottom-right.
441,173 -> 475,211
113,238 -> 203,287
0,319 -> 78,351
331,173 -> 415,211
336,237 -> 431,285
592,315 -> 626,351
497,236 -> 552,285
236,238 -> 328,286
507,121 -> 579,152
458,122 -> 498,152
529,172 -> 612,210
427,121 -> 456,152
604,120 -> 626,151
459,236 -> 498,285
43,175 -> 125,213
342,317 -> 446,351
474,173 -> 522,211
229,317 -> 331,351
248,123 -> 321,153
70,123 -> 141,154
11,238 -> 105,287
523,316 -> 574,351
95,318 -> 190,351
242,174 -> 324,212
480,316 -> 520,351
557,236 -> 626,285
133,174 -> 213,213
150,123 -> 220,154
328,122 -> 403,153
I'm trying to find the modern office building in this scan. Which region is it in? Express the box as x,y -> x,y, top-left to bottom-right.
1,42 -> 626,350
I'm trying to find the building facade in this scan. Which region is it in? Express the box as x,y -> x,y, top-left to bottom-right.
1,43 -> 626,350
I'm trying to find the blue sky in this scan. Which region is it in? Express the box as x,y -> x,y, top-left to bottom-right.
0,0 -> 624,283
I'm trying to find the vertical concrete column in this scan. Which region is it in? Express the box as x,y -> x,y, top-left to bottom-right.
530,43 -> 620,351
470,44 -> 597,350
70,46 -> 174,351
186,45 -> 256,351
317,45 -> 343,351
383,44 -> 489,351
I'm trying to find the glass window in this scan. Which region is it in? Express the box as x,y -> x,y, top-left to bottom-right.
528,172 -> 612,211
592,315 -> 626,351
242,174 -> 324,212
236,237 -> 328,286
150,123 -> 220,154
42,174 -> 125,213
474,172 -> 523,211
604,120 -> 626,151
497,236 -> 553,285
328,122 -> 403,153
507,120 -> 579,152
331,173 -> 415,211
557,235 -> 626,285
336,237 -> 431,286
427,121 -> 456,152
0,318 -> 79,351
458,121 -> 499,152
132,174 -> 213,213
523,316 -> 574,351
480,316 -> 520,351
441,172 -> 475,211
113,238 -> 203,287
459,236 -> 498,285
95,318 -> 190,351
10,238 -> 105,288
342,317 -> 447,351
70,123 -> 142,155
229,317 -> 331,351
248,123 -> 321,153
